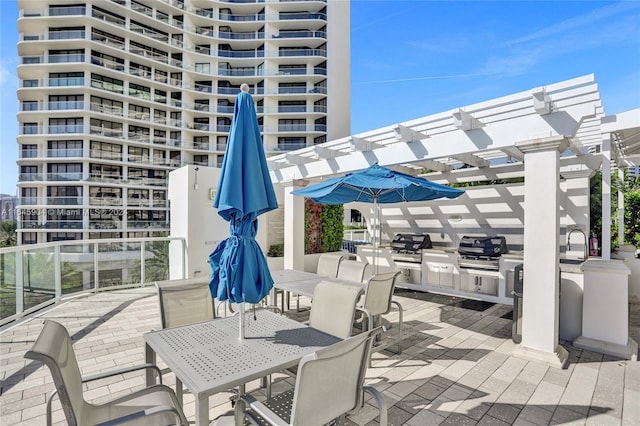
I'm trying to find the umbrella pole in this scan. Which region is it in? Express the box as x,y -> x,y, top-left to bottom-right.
239,303 -> 245,340
373,198 -> 379,273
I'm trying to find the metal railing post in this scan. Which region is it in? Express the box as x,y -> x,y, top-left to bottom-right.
93,242 -> 99,292
54,245 -> 62,298
140,241 -> 146,285
16,251 -> 24,314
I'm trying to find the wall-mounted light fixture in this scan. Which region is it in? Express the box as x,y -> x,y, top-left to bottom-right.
194,166 -> 199,190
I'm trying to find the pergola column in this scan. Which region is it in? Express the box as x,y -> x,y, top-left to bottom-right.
512,136 -> 569,368
283,180 -> 306,271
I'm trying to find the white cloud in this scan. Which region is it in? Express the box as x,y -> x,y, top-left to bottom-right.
0,61 -> 18,88
501,1 -> 640,47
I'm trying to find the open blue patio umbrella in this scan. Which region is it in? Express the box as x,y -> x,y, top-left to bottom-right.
292,164 -> 465,270
209,84 -> 277,338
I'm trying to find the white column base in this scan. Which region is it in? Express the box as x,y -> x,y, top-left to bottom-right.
573,336 -> 638,361
512,344 -> 569,369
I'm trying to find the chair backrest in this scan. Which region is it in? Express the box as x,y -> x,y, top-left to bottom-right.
24,320 -> 88,426
156,277 -> 214,329
309,280 -> 363,339
362,263 -> 375,283
290,327 -> 379,426
316,253 -> 346,278
336,260 -> 370,283
363,271 -> 401,316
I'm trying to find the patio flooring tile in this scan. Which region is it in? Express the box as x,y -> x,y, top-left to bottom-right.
1,287 -> 638,426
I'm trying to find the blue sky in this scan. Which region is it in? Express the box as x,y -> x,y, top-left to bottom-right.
1,0 -> 639,195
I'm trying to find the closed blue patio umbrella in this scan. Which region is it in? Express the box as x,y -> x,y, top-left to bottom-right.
292,164 -> 465,270
209,84 -> 278,338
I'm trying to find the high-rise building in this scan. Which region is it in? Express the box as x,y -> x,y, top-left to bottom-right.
16,0 -> 350,245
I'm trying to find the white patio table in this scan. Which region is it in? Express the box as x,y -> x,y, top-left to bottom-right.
144,309 -> 340,425
271,269 -> 366,310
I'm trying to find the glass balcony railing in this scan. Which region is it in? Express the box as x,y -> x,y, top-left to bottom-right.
273,30 -> 326,39
49,5 -> 86,16
219,13 -> 265,22
219,31 -> 265,40
48,30 -> 85,40
46,196 -> 82,205
0,237 -> 186,326
46,172 -> 83,181
278,106 -> 307,113
18,173 -> 43,182
279,12 -> 326,21
48,124 -> 84,134
278,49 -> 326,57
218,50 -> 265,58
47,149 -> 83,157
277,143 -> 307,151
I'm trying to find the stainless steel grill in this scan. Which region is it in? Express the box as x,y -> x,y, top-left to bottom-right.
390,234 -> 432,265
457,236 -> 508,271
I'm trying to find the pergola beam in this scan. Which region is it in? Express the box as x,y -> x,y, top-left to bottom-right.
452,153 -> 489,168
284,153 -> 306,165
394,124 -> 428,143
313,145 -> 335,159
501,146 -> 525,162
532,88 -> 553,115
349,136 -> 382,151
452,109 -> 484,131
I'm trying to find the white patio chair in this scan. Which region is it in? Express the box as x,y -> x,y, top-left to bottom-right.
271,280 -> 364,395
155,277 -> 215,329
309,279 -> 364,339
279,252 -> 349,312
316,252 -> 347,277
24,320 -> 188,426
213,328 -> 388,426
357,271 -> 404,355
336,259 -> 371,283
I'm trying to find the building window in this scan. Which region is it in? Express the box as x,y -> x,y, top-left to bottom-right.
22,101 -> 38,111
195,63 -> 210,73
49,4 -> 86,16
90,163 -> 122,180
128,104 -> 150,121
278,119 -> 306,132
90,118 -> 123,137
49,27 -> 84,40
91,73 -> 123,93
23,123 -> 38,134
22,232 -> 38,244
48,140 -> 82,157
49,94 -> 83,110
90,140 -> 122,160
154,89 -> 167,104
49,117 -> 83,134
50,72 -> 84,87
129,83 -> 151,100
90,95 -> 123,115
47,232 -> 82,242
49,49 -> 84,63
92,49 -> 125,71
129,61 -> 151,78
21,144 -> 38,158
277,136 -> 306,151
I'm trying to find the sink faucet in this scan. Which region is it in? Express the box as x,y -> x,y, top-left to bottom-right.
567,228 -> 588,260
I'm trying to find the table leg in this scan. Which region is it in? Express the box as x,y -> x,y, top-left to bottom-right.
144,343 -> 156,386
196,394 -> 209,426
176,377 -> 183,407
234,384 -> 246,425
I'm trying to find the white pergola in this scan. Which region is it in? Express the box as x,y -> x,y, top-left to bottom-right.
270,74 -> 639,365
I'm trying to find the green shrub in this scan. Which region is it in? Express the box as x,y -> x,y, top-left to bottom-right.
267,243 -> 284,257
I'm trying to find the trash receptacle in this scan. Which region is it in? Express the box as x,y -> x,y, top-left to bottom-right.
512,264 -> 524,343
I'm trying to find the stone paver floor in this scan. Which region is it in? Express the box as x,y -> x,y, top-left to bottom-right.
1,287 -> 639,425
